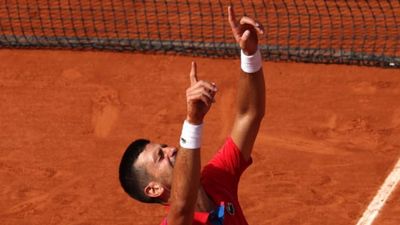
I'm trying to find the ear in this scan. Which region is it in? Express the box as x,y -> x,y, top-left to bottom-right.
144,181 -> 164,198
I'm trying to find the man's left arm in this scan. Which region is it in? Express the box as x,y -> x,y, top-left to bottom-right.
167,62 -> 217,225
228,6 -> 266,162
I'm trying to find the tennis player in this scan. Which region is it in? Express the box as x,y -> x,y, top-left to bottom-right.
119,6 -> 265,225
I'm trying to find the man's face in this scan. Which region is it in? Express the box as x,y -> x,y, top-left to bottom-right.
134,142 -> 178,189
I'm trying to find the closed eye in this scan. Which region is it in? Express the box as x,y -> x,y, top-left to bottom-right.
158,149 -> 164,162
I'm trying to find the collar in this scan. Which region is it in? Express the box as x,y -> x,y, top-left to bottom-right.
165,202 -> 225,225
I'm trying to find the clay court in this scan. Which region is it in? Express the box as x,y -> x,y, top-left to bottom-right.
0,49 -> 399,225
1,0 -> 400,224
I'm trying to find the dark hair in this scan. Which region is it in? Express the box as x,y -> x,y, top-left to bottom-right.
119,139 -> 162,204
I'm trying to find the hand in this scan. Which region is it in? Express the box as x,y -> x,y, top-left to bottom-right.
186,62 -> 217,125
228,6 -> 264,55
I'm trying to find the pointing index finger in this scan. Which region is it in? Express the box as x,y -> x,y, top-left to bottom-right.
228,6 -> 238,27
190,61 -> 198,86
228,6 -> 240,41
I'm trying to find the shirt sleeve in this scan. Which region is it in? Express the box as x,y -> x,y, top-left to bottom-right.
204,137 -> 252,185
160,218 -> 167,225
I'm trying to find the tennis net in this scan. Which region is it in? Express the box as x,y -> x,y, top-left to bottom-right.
0,0 -> 399,67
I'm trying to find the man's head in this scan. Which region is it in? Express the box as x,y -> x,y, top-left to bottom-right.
119,139 -> 178,204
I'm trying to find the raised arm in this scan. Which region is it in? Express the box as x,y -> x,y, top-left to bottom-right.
228,6 -> 266,162
167,62 -> 217,225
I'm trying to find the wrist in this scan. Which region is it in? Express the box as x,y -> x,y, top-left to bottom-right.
186,116 -> 203,125
180,120 -> 203,149
242,49 -> 257,56
241,48 -> 262,74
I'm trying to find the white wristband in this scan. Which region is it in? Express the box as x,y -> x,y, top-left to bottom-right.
180,120 -> 203,149
241,49 -> 262,73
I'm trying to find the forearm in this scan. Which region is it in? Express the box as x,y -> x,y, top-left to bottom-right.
236,67 -> 266,120
231,52 -> 266,161
168,146 -> 200,224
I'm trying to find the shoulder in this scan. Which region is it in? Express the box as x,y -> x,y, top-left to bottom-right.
202,137 -> 252,183
160,218 -> 167,225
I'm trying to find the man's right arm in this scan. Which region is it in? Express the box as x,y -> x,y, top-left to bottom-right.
228,6 -> 265,162
167,62 -> 217,225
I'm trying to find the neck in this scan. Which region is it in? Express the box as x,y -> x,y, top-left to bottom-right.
195,185 -> 216,212
164,185 -> 216,212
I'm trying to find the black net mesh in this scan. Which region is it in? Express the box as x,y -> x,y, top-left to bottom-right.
0,0 -> 399,67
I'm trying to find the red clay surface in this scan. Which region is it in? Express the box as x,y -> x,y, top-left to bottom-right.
0,49 -> 399,225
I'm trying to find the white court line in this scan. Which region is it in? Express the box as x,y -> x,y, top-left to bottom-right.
356,158 -> 400,225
